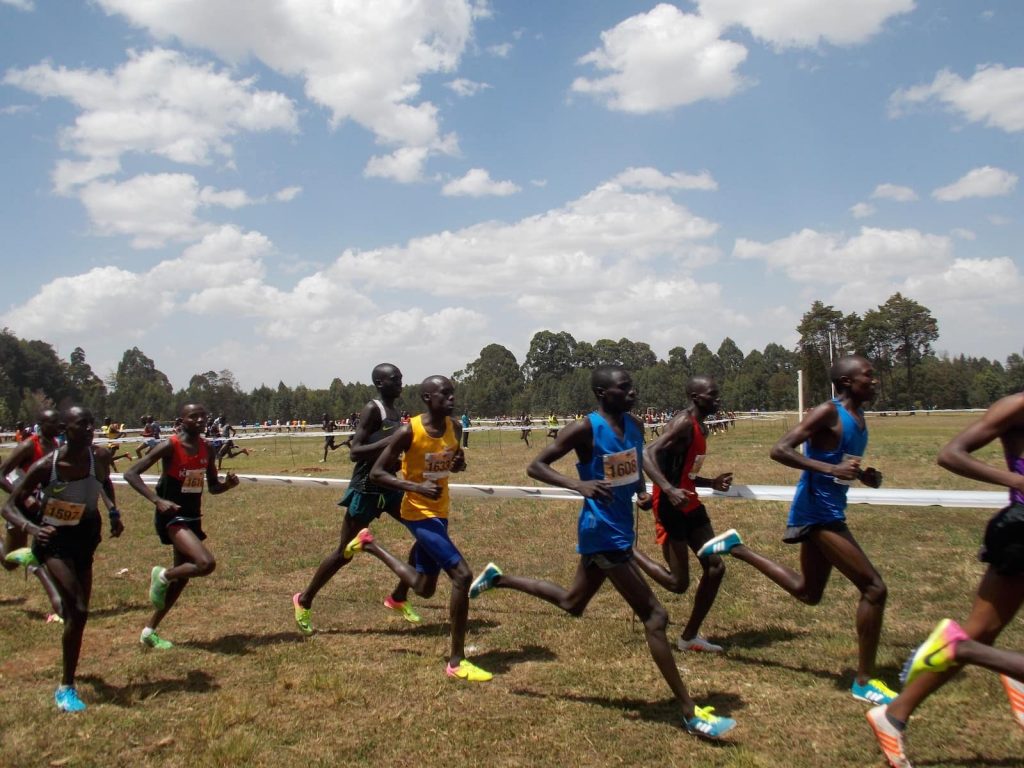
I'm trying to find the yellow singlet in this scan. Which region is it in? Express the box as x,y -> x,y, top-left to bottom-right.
400,414 -> 458,521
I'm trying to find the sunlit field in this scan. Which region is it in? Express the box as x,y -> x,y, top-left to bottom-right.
1,414 -> 1020,767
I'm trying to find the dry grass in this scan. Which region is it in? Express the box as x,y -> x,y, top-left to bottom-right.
1,414 -> 1021,767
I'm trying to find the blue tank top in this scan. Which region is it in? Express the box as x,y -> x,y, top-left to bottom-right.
576,411 -> 644,555
788,398 -> 868,527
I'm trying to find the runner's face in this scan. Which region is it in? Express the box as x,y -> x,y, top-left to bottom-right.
847,362 -> 878,402
64,411 -> 95,447
424,379 -> 456,415
181,407 -> 207,435
692,385 -> 721,417
601,372 -> 636,413
379,369 -> 403,399
39,412 -> 62,439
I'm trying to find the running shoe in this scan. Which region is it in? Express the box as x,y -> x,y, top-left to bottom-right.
678,635 -> 724,653
445,659 -> 493,682
852,678 -> 897,705
696,529 -> 742,558
140,629 -> 174,650
343,528 -> 374,559
293,593 -> 313,636
469,562 -> 502,598
383,595 -> 421,624
45,613 -> 64,625
54,685 -> 86,713
684,705 -> 736,739
5,547 -> 38,568
900,618 -> 968,685
866,705 -> 911,768
149,566 -> 169,610
1001,674 -> 1024,731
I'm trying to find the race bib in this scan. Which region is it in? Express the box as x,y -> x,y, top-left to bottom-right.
43,498 -> 86,527
833,454 -> 862,486
182,469 -> 205,494
688,454 -> 706,480
423,450 -> 453,481
603,447 -> 639,487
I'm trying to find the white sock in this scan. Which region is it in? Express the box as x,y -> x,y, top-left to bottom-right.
141,626 -> 154,638
158,569 -> 169,584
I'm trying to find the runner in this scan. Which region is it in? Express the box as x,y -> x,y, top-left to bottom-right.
632,375 -> 733,653
1,408 -> 65,620
321,413 -> 340,463
519,413 -> 531,447
1,406 -> 123,711
344,374 -> 491,682
135,415 -> 161,459
867,390 -> 1024,768
293,363 -> 418,634
546,412 -> 559,440
123,403 -> 239,649
698,355 -> 893,705
469,365 -> 737,737
100,418 -> 133,468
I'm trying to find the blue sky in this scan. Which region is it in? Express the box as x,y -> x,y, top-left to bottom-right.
1,1 -> 1021,389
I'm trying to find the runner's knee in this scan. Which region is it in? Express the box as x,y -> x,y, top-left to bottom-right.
862,576 -> 887,606
194,554 -> 216,576
703,556 -> 726,583
642,602 -> 669,633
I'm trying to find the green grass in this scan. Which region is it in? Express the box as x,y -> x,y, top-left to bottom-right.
0,414 -> 1020,767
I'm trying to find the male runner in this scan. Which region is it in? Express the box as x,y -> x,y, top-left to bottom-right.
124,403 -> 239,649
321,413 -> 340,462
519,413 -> 531,447
344,375 -> 491,682
2,406 -> 123,711
546,412 -> 559,440
100,418 -> 133,468
867,390 -> 1024,768
135,415 -> 161,459
293,363 -> 418,634
469,365 -> 736,737
633,375 -> 733,653
698,355 -> 893,704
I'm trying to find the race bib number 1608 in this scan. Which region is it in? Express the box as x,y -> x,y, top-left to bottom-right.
603,448 -> 639,487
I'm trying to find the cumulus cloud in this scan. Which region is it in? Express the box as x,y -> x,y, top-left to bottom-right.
903,257 -> 1021,303
442,168 -> 520,197
364,147 -> 432,184
445,78 -> 491,97
1,0 -> 33,10
487,43 -> 513,58
698,0 -> 915,49
890,65 -> 1024,133
572,4 -> 748,113
610,167 -> 718,191
734,226 -> 952,283
871,183 -> 917,202
274,186 -> 302,202
850,202 -> 875,219
932,166 -> 1018,201
4,47 -> 297,185
96,0 -> 475,166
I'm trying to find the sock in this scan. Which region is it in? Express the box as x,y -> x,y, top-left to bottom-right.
158,570 -> 169,585
141,626 -> 154,639
885,711 -> 907,732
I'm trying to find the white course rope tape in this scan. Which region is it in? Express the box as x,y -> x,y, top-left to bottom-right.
108,474 -> 1006,508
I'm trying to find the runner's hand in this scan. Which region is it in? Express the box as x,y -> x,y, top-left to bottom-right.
33,524 -> 56,545
635,491 -> 653,511
575,479 -> 613,501
451,449 -> 466,473
664,486 -> 694,510
110,517 -> 124,537
154,498 -> 181,516
415,480 -> 442,500
830,457 -> 861,481
712,472 -> 733,492
224,472 -> 240,489
859,467 -> 883,488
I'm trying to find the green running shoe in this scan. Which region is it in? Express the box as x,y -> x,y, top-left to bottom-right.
446,659 -> 493,682
383,595 -> 421,624
343,528 -> 374,559
900,618 -> 968,686
293,592 -> 313,636
149,566 -> 169,610
140,628 -> 173,650
5,547 -> 38,568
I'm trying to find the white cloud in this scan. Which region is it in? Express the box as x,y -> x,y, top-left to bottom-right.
487,43 -> 513,58
890,65 -> 1024,133
572,4 -> 748,114
932,166 -> 1018,201
1,0 -> 33,10
364,147 -> 432,184
0,104 -> 32,115
149,225 -> 271,289
698,0 -> 915,49
4,48 -> 298,183
950,228 -> 976,240
442,168 -> 521,197
871,183 -> 917,202
274,186 -> 302,202
734,226 -> 952,283
988,214 -> 1010,226
198,186 -> 256,209
903,257 -> 1021,303
850,202 -> 875,219
445,78 -> 491,97
610,166 -> 718,191
96,0 -> 475,160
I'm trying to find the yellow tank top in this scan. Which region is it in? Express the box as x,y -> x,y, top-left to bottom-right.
400,414 -> 458,521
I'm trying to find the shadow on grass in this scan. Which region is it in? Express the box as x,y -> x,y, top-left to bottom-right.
78,670 -> 218,707
318,617 -> 500,639
469,644 -> 557,674
726,653 -> 902,691
512,686 -> 744,740
917,759 -> 1024,767
712,625 -> 804,649
183,631 -> 305,655
0,596 -> 26,606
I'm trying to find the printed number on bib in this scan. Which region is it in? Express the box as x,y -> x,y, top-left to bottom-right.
43,498 -> 86,527
182,469 -> 205,494
688,454 -> 706,480
603,448 -> 639,487
833,454 -> 862,486
424,450 -> 453,481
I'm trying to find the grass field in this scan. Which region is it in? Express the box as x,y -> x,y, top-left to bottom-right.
1,414 -> 1021,767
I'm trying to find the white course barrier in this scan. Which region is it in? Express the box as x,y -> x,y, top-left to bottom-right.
110,474 -> 1007,509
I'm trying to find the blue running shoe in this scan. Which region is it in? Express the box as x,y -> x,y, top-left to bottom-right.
852,678 -> 897,705
696,529 -> 742,558
469,562 -> 502,599
54,685 -> 86,713
685,706 -> 736,739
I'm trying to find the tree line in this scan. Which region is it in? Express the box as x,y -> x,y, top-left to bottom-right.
1,292 -> 1021,426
